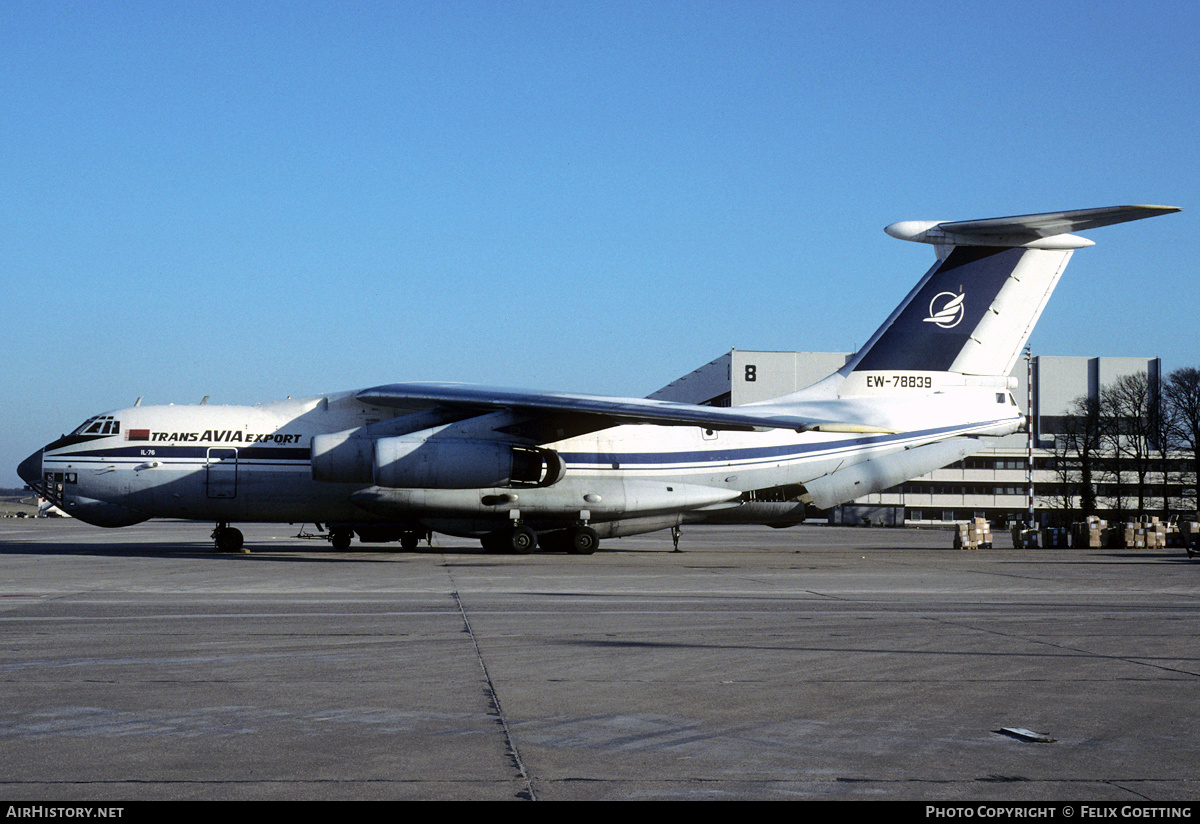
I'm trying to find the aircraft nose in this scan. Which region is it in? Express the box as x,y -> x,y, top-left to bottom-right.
17,448 -> 43,487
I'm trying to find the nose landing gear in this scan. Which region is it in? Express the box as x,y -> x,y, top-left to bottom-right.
329,527 -> 353,551
212,523 -> 245,553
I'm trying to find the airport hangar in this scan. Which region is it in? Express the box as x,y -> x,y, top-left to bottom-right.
649,350 -> 1163,528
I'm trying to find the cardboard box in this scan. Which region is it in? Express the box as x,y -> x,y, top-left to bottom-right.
956,520 -> 992,549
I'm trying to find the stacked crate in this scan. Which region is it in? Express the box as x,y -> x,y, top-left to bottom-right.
1123,521 -> 1148,548
1011,526 -> 1039,548
1041,526 -> 1070,548
1071,516 -> 1109,548
955,518 -> 992,549
1150,518 -> 1168,549
1068,516 -> 1199,549
1121,518 -> 1167,549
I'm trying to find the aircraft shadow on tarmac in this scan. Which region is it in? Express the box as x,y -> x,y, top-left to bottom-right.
3,522 -> 1197,563
0,534 -> 639,562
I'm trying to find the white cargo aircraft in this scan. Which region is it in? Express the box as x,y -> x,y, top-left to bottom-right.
19,205 -> 1179,553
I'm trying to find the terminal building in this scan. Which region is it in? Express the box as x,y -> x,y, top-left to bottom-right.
649,350 -> 1163,527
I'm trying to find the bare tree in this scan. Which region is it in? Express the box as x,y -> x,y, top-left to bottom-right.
1041,394 -> 1102,520
1099,372 -> 1161,518
1165,367 -> 1200,519
1070,395 -> 1103,516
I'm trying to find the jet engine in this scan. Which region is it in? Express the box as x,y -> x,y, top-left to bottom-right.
311,432 -> 565,489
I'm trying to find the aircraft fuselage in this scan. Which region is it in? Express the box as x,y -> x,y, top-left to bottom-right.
22,386 -> 1019,541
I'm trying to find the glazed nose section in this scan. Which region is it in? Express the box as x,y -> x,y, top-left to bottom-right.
17,448 -> 43,487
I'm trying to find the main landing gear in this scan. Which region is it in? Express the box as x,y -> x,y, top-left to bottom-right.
212,523 -> 245,553
481,525 -> 599,555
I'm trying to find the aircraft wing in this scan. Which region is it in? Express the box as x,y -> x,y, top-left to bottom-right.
356,382 -> 892,435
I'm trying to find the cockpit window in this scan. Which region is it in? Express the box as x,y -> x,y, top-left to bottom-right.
71,415 -> 120,436
70,417 -> 98,435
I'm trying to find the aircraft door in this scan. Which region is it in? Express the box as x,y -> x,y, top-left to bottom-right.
206,447 -> 238,499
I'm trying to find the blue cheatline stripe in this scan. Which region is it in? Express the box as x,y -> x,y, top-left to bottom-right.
47,418 -> 1015,471
559,419 -> 1012,467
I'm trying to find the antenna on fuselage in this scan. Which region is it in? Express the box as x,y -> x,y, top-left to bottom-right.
134,397 -> 143,407
200,396 -> 210,405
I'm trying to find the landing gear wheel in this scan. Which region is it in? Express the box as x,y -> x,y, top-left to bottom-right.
213,525 -> 244,553
330,529 -> 353,551
400,532 -> 420,551
568,526 -> 599,555
510,525 -> 537,554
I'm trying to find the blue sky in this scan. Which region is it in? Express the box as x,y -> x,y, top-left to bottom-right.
3,0 -> 1195,485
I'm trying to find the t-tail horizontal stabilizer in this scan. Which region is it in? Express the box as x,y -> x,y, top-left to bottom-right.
884,204 -> 1180,250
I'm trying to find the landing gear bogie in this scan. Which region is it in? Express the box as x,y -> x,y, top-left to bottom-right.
489,526 -> 600,555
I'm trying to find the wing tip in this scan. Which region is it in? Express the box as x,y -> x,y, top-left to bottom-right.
1125,204 -> 1181,215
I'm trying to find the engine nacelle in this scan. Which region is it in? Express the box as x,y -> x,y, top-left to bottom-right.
312,432 -> 564,489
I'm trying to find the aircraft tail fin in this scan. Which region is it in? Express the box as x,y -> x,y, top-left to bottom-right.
841,205 -> 1178,382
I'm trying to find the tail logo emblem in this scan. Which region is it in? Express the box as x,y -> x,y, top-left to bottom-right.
924,291 -> 965,329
